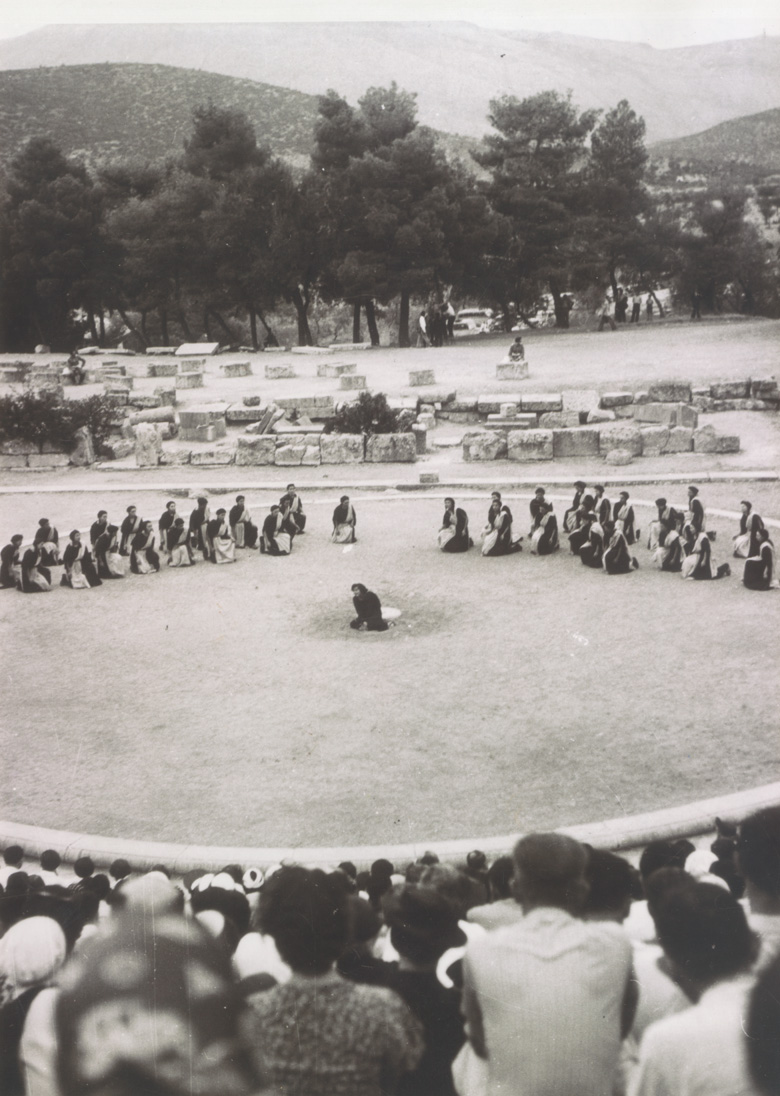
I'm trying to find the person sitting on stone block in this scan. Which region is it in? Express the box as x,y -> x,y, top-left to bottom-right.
508,335 -> 525,361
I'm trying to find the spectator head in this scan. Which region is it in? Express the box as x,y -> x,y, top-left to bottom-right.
639,839 -> 695,884
384,884 -> 467,968
6,871 -> 29,896
582,849 -> 635,922
487,856 -> 515,900
112,872 -> 184,918
165,500 -> 176,513
150,864 -> 171,878
738,807 -> 780,909
190,884 -> 251,937
466,850 -> 488,874
109,858 -> 131,883
653,881 -> 757,995
73,856 -> 94,880
417,851 -> 439,867
419,863 -> 484,919
3,846 -> 23,868
197,497 -> 208,507
84,874 -> 112,902
338,861 -> 357,882
97,510 -> 107,520
40,849 -> 61,873
534,486 -> 546,498
741,500 -> 752,514
258,866 -> 350,975
11,534 -> 23,547
0,915 -> 67,999
746,952 -> 780,1096
511,834 -> 589,914
56,912 -> 263,1096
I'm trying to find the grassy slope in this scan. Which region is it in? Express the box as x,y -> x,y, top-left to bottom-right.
650,107 -> 780,174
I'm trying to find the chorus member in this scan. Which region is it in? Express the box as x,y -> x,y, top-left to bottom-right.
687,485 -> 705,535
33,518 -> 60,565
18,546 -> 52,592
61,530 -> 102,588
482,499 -> 519,556
530,502 -> 559,555
652,526 -> 684,572
207,508 -> 236,564
529,486 -> 548,533
733,500 -> 764,559
647,498 -> 683,550
119,505 -> 141,555
280,484 -> 306,533
94,524 -> 125,578
229,495 -> 258,549
332,495 -> 357,543
612,491 -> 638,545
167,518 -> 196,567
351,584 -> 389,631
189,496 -> 212,560
1,535 -> 23,588
438,497 -> 471,552
580,514 -> 605,568
568,496 -> 595,555
681,528 -> 729,580
262,505 -> 292,556
743,529 -> 776,590
603,520 -> 638,574
591,484 -> 612,533
89,510 -> 109,546
563,481 -> 586,534
130,521 -> 160,574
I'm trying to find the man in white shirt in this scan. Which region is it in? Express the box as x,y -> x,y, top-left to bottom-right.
630,879 -> 760,1096
462,833 -> 635,1096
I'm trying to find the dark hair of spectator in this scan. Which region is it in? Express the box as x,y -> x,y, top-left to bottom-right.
258,866 -> 350,975
417,851 -> 440,867
150,863 -> 171,878
40,849 -> 61,872
738,807 -> 780,899
220,864 -> 245,885
191,886 -> 251,936
746,953 -> 780,1095
583,849 -> 636,917
84,873 -> 111,901
371,858 -> 394,879
109,858 -> 131,882
639,839 -> 695,882
3,846 -> 23,867
338,861 -> 357,881
488,856 -> 515,900
653,881 -> 756,984
73,856 -> 94,879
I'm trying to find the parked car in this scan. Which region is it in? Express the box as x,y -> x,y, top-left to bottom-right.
454,308 -> 503,335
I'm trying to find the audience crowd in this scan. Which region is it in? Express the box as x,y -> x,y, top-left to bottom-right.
1,804 -> 780,1096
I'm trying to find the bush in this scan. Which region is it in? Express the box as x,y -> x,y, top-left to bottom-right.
0,390 -> 120,453
326,391 -> 409,437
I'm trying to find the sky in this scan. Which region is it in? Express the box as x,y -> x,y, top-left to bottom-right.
0,0 -> 779,49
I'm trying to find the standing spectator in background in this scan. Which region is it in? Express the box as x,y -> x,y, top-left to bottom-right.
615,288 -> 629,323
630,293 -> 641,323
38,850 -> 62,886
691,290 -> 702,319
598,294 -> 616,331
416,311 -> 429,348
645,293 -> 654,321
444,300 -> 456,342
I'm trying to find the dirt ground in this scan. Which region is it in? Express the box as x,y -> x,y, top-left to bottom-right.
1,489 -> 778,849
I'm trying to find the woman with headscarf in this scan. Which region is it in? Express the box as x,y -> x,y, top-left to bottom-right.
262,506 -> 292,556
681,528 -> 730,580
246,866 -> 423,1095
563,481 -> 586,534
332,495 -> 357,543
612,491 -> 638,545
130,521 -> 160,575
94,524 -> 125,579
1,535 -> 24,589
733,501 -> 764,559
481,499 -> 519,557
229,495 -> 258,549
118,506 -> 141,556
652,525 -> 684,572
207,509 -> 236,564
438,498 -> 471,552
0,915 -> 68,1096
580,513 -> 606,568
530,501 -> 559,555
17,547 -> 52,593
743,529 -> 776,590
61,530 -> 102,588
166,518 -> 196,567
32,520 -> 59,567
350,584 -> 389,631
603,520 -> 639,574
647,498 -> 683,551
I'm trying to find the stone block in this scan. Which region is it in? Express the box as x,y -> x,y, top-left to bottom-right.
133,422 -> 163,467
145,346 -> 176,356
179,358 -> 206,372
320,434 -> 364,463
175,372 -> 204,389
552,428 -> 600,458
446,400 -> 478,413
633,390 -> 650,404
190,446 -> 235,466
163,449 -> 192,465
639,426 -> 670,455
633,401 -> 697,428
27,453 -> 69,468
417,412 -> 436,430
290,345 -> 333,355
301,445 -> 321,466
235,436 -> 277,466
226,403 -> 265,424
496,360 -> 529,380
409,369 -> 436,386
647,381 -> 692,403
148,361 -> 179,377
751,377 -> 778,399
274,444 -> 306,466
538,411 -> 580,429
262,346 -> 288,354
69,426 -> 95,466
0,439 -> 37,455
154,387 -> 176,406
100,438 -> 134,460
439,411 -> 480,424
130,395 -> 162,411
419,472 -> 440,484
318,362 -> 357,378
485,415 -> 536,430
180,423 -> 219,443
479,393 -> 520,414
599,392 -> 634,408
0,454 -> 27,468
586,409 -> 616,424
500,403 -> 519,419
507,429 -> 554,462
520,393 -> 563,413
156,422 -> 177,442
614,405 -> 635,419
104,375 -> 133,390
710,380 -> 750,400
339,374 -> 366,390
264,363 -> 295,380
462,431 -> 508,461
42,441 -> 67,454
178,404 -> 226,426
411,424 -> 428,454
366,433 -> 417,463
678,404 -> 699,428
665,427 -> 694,453
604,448 -> 635,465
220,360 -> 252,378
693,427 -> 740,454
328,342 -> 372,351
598,424 -> 643,457
176,342 -> 219,356
0,367 -> 29,383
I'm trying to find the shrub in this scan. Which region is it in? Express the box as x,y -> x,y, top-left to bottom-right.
327,391 -> 409,437
0,390 -> 119,453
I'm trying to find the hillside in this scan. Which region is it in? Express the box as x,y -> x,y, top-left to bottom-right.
650,107 -> 780,174
1,22 -> 779,144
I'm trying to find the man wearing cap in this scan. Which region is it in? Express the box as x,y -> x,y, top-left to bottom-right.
462,834 -> 635,1096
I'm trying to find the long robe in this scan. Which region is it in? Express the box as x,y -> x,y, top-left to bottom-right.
482,506 -> 516,556
612,501 -> 637,545
130,530 -> 160,575
531,511 -> 559,555
529,497 -> 548,535
568,511 -> 593,555
229,504 -> 258,549
61,542 -> 102,588
733,511 -> 764,559
167,526 -> 195,567
158,510 -> 177,557
681,531 -> 715,580
594,494 -> 612,533
603,530 -> 634,574
207,518 -> 236,564
580,522 -> 605,568
563,489 -> 585,534
89,519 -> 108,546
189,506 -> 212,560
280,492 -> 306,533
438,507 -> 471,552
33,524 -> 59,566
262,512 -> 291,556
688,496 -> 705,535
0,543 -> 21,588
119,514 -> 142,556
94,527 -> 125,578
332,503 -> 357,544
18,549 -> 51,593
652,528 -> 684,572
351,590 -> 388,631
647,506 -> 682,551
743,540 -> 775,590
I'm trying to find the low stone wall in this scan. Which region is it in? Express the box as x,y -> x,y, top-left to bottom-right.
599,377 -> 779,415
158,432 -> 417,467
